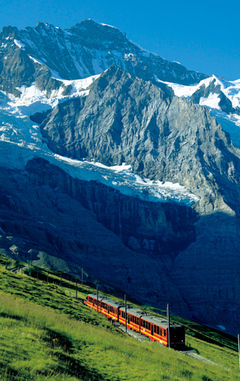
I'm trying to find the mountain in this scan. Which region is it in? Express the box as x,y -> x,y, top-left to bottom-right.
0,19 -> 240,335
0,19 -> 207,96
37,65 -> 240,217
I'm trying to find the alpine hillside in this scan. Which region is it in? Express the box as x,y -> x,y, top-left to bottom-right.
0,19 -> 240,336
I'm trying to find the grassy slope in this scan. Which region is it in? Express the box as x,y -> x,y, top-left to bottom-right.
0,254 -> 239,381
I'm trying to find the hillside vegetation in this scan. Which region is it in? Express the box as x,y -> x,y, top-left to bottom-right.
0,253 -> 239,380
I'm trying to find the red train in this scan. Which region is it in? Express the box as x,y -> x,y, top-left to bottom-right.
85,294 -> 185,348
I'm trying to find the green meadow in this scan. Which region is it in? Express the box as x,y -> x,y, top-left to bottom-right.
0,254 -> 239,380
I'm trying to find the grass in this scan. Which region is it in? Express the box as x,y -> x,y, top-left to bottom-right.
0,253 -> 239,380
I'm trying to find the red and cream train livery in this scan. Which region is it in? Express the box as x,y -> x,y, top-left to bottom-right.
86,294 -> 185,348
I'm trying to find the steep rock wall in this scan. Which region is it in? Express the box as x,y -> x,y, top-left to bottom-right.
26,157 -> 197,258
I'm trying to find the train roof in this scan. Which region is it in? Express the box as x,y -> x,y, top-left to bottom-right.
87,294 -> 124,308
119,306 -> 146,317
120,306 -> 182,329
142,314 -> 180,329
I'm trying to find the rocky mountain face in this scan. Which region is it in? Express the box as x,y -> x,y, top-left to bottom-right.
1,19 -> 240,335
38,65 -> 240,217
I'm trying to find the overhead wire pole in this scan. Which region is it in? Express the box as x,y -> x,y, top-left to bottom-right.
238,334 -> 240,371
96,285 -> 99,313
167,304 -> 171,348
75,277 -> 78,299
124,294 -> 127,333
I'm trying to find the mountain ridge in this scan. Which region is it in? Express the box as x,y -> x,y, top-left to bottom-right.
0,18 -> 208,96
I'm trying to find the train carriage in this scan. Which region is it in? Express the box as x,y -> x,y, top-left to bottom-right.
86,294 -> 124,321
85,294 -> 185,348
140,314 -> 185,348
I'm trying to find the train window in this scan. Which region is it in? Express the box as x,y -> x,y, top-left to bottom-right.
154,325 -> 156,333
164,329 -> 166,337
157,326 -> 159,335
142,320 -> 145,328
89,297 -> 93,303
136,318 -> 139,325
160,329 -> 162,336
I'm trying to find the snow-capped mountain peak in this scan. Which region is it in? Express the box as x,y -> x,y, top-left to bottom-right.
0,18 -> 208,97
157,74 -> 240,148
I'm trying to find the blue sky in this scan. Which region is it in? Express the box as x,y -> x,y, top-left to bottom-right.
0,0 -> 239,80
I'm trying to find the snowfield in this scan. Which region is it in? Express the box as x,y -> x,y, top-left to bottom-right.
0,78 -> 199,206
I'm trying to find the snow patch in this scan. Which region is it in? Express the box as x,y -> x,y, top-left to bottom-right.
199,93 -> 220,109
29,55 -> 46,66
14,39 -> 25,49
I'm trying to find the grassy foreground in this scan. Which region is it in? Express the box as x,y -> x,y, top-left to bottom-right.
0,255 -> 239,380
